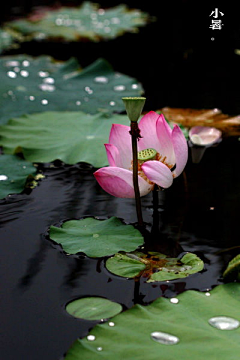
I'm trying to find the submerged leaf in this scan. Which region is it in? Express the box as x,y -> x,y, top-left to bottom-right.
106,251 -> 204,282
5,2 -> 151,42
0,154 -> 37,199
65,283 -> 240,360
223,254 -> 240,282
0,111 -> 131,166
49,217 -> 144,258
0,55 -> 143,125
66,297 -> 122,320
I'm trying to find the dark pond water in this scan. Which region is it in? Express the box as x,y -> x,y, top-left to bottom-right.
1,137 -> 239,359
1,1 -> 240,359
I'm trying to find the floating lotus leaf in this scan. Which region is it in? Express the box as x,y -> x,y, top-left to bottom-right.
65,283 -> 240,360
223,254 -> 240,282
0,55 -> 143,125
106,252 -> 204,282
0,154 -> 37,199
5,2 -> 150,42
49,217 -> 144,258
66,297 -> 122,320
0,111 -> 132,166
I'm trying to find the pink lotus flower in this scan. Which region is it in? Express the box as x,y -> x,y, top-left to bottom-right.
94,111 -> 188,198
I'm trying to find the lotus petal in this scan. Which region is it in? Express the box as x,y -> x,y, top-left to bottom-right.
189,126 -> 222,146
94,167 -> 152,198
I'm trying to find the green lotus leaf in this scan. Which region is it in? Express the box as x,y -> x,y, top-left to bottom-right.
106,251 -> 204,282
65,283 -> 240,360
223,254 -> 240,282
0,55 -> 143,125
66,297 -> 122,320
5,2 -> 151,42
0,28 -> 20,54
106,253 -> 146,278
49,217 -> 144,258
0,154 -> 37,199
0,111 -> 131,166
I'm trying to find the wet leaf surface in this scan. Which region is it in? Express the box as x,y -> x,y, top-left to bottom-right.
5,2 -> 151,42
65,283 -> 240,360
0,111 -> 131,166
0,55 -> 143,125
106,251 -> 204,282
66,296 -> 122,320
0,154 -> 37,199
223,254 -> 240,282
49,217 -> 144,258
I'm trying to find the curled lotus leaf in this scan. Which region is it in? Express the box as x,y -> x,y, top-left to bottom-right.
223,254 -> 240,282
106,251 -> 204,282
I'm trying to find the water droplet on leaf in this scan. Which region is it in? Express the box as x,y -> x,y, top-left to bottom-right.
110,101 -> 115,106
7,71 -> 17,78
6,61 -> 20,67
98,9 -> 105,15
43,77 -> 55,84
20,70 -> 29,77
55,18 -> 63,26
151,331 -> 179,345
39,84 -> 56,92
38,71 -> 49,78
108,322 -> 115,327
85,86 -> 93,94
22,60 -> 30,67
170,298 -> 179,304
94,76 -> 108,84
131,84 -> 138,89
41,99 -> 48,105
0,175 -> 8,181
111,17 -> 120,24
208,316 -> 239,330
114,85 -> 126,91
87,335 -> 96,341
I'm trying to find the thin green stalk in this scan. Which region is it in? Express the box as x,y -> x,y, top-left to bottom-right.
131,121 -> 143,227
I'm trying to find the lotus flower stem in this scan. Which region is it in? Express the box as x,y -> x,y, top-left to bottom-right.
122,97 -> 146,227
131,120 -> 144,227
